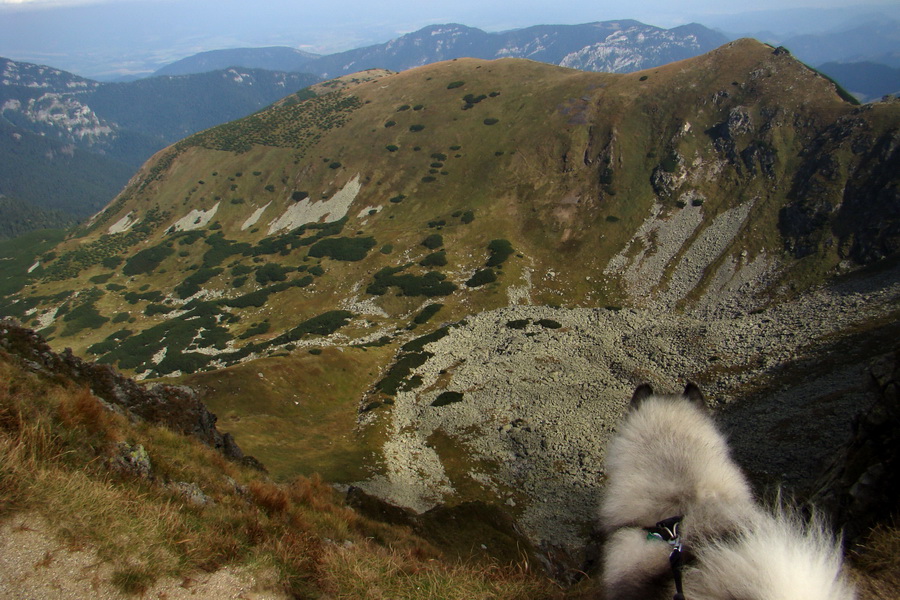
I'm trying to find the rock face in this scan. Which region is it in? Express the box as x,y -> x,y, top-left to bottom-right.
780,109 -> 900,263
0,319 -> 261,468
812,350 -> 900,543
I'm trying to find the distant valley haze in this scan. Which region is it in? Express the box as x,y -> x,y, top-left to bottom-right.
1,0 -> 898,79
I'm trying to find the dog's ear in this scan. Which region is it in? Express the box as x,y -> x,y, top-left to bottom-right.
630,384 -> 654,409
683,382 -> 706,409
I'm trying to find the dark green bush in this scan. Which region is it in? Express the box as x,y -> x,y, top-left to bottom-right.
89,273 -> 113,284
409,124 -> 425,132
413,303 -> 443,324
202,233 -> 252,268
122,244 -> 174,276
274,310 -> 353,343
386,144 -> 399,152
60,300 -> 109,336
419,251 -> 447,267
123,290 -> 164,304
239,321 -> 271,339
366,266 -> 457,297
255,262 -> 289,285
222,288 -> 270,308
422,234 -> 443,249
175,231 -> 206,245
145,303 -> 176,316
376,351 -> 431,396
466,268 -> 496,287
175,267 -> 222,299
88,339 -> 118,355
483,118 -> 499,125
486,239 -> 514,267
660,152 -> 679,173
308,236 -> 376,261
447,81 -> 465,89
101,256 -> 123,269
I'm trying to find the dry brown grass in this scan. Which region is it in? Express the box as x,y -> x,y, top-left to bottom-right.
849,521 -> 900,600
0,352 -> 561,598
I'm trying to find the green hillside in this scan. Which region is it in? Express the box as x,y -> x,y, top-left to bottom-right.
2,39 -> 898,496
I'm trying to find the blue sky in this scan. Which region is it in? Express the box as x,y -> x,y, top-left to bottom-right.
1,0 -> 897,78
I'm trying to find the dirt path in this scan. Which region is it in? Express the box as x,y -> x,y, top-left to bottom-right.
0,514 -> 287,600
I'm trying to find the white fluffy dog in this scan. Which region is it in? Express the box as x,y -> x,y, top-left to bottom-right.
599,383 -> 856,600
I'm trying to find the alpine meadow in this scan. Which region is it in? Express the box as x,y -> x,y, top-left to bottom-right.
1,37 -> 899,598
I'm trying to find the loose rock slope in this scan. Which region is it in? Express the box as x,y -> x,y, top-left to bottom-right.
357,259 -> 900,550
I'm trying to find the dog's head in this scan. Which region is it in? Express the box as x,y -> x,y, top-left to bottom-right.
630,382 -> 706,412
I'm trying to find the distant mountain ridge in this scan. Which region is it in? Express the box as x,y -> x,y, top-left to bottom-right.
775,19 -> 900,66
1,57 -> 319,219
161,21 -> 729,78
154,46 -> 321,77
817,61 -> 900,102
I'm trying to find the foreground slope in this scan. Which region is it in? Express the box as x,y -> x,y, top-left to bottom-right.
0,319 -> 558,597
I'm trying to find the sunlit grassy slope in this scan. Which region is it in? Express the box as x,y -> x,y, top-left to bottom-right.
2,39 -> 897,486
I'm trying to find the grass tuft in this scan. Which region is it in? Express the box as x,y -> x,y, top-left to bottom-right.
0,352 -> 560,597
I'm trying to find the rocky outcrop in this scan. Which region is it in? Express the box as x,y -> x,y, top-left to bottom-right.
0,319 -> 263,469
780,106 -> 900,264
812,350 -> 900,544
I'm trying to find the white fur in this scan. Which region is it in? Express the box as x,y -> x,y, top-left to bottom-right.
691,509 -> 856,600
600,387 -> 856,600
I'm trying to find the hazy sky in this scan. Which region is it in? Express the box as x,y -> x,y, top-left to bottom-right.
1,0 -> 897,78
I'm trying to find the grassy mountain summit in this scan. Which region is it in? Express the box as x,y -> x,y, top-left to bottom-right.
1,38 -> 899,591
12,40 -> 894,355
